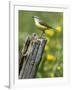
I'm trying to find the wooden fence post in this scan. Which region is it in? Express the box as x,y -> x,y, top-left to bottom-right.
19,33 -> 47,79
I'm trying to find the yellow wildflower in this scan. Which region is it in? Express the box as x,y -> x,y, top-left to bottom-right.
56,26 -> 61,33
45,29 -> 54,36
57,66 -> 61,70
47,54 -> 56,61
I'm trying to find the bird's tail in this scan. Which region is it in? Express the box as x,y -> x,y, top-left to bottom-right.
51,27 -> 57,30
47,25 -> 57,31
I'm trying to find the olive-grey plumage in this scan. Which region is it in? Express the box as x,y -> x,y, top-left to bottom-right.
32,16 -> 55,31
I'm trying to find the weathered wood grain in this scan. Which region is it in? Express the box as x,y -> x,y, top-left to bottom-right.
19,33 -> 47,79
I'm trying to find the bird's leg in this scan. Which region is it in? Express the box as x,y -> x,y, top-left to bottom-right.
40,31 -> 45,38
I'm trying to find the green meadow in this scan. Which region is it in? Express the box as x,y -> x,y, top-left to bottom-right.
19,10 -> 63,78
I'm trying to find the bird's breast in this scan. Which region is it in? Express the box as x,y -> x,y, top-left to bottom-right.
35,20 -> 47,30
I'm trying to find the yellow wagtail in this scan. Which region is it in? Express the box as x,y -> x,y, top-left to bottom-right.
32,16 -> 56,36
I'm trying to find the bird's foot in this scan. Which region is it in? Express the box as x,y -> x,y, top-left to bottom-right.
40,32 -> 46,39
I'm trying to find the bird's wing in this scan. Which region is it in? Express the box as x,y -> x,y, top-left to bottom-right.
39,19 -> 52,29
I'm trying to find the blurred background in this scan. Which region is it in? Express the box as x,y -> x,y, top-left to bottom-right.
19,10 -> 63,78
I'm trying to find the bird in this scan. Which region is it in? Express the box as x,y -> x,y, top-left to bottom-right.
32,16 -> 56,37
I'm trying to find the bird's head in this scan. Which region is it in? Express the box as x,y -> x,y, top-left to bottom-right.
32,16 -> 40,22
32,16 -> 39,19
